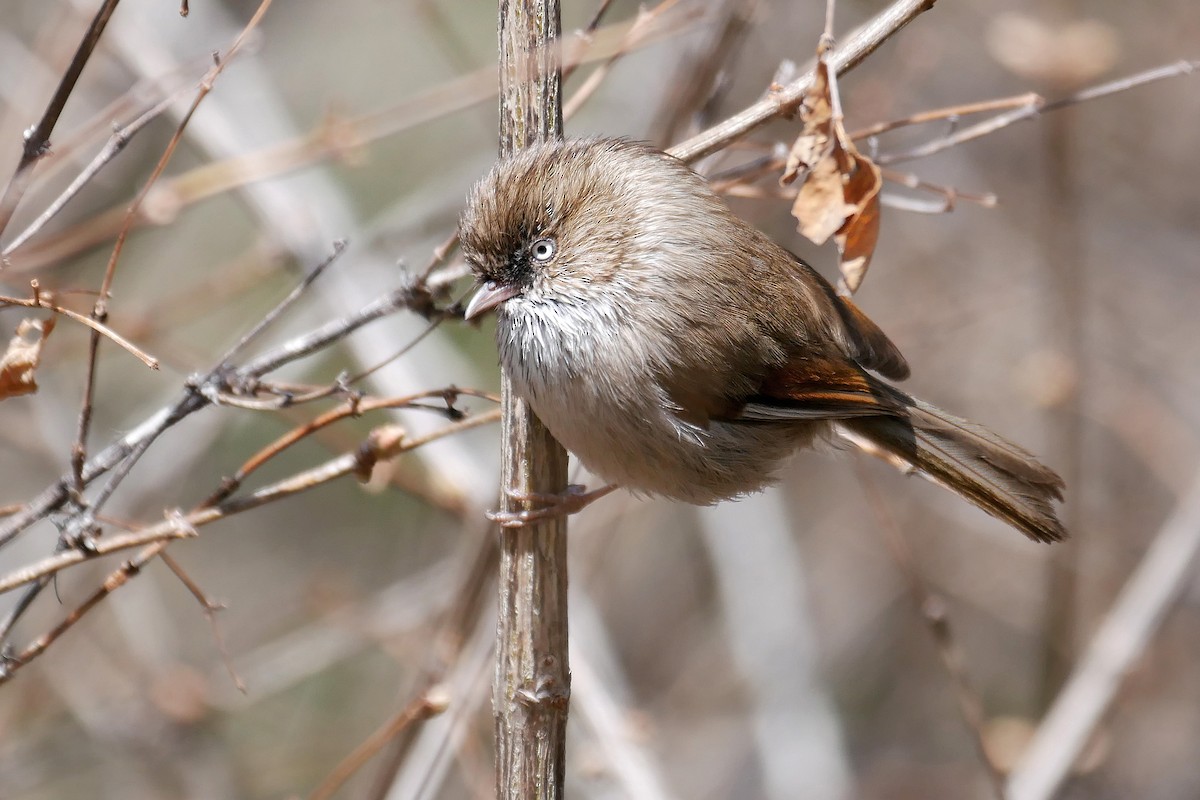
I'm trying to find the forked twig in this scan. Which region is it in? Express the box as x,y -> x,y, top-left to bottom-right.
876,60 -> 1198,165
0,0 -> 123,238
0,411 -> 498,599
0,287 -> 158,368
54,0 -> 273,543
669,0 -> 938,163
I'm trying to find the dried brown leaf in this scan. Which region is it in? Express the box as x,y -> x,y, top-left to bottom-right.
834,152 -> 882,294
781,60 -> 834,186
782,50 -> 884,292
0,318 -> 55,400
793,157 -> 855,245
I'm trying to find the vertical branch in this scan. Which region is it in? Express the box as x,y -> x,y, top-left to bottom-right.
494,2 -> 570,799
1036,105 -> 1084,712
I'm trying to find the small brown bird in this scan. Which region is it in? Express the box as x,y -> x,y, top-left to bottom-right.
460,138 -> 1065,542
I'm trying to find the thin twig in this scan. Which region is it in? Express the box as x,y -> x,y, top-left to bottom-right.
309,683 -> 451,800
0,413 -> 498,598
563,1 -> 683,120
848,92 -> 1043,141
0,0 -> 123,238
350,313 -> 457,384
823,0 -> 837,42
68,0 -> 274,534
876,59 -> 1199,165
878,167 -> 997,209
651,0 -> 758,145
233,283 -> 433,379
0,261 -> 432,551
1040,59 -> 1198,113
668,0 -> 939,163
216,239 -> 345,367
159,550 -> 246,693
416,229 -> 462,283
711,155 -> 996,212
3,84 -> 195,257
2,54 -> 210,205
0,288 -> 158,367
202,388 -> 497,506
560,0 -> 616,83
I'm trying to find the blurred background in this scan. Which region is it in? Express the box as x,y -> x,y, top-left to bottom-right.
0,0 -> 1197,798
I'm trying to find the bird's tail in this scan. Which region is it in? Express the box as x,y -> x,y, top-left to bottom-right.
836,397 -> 1066,543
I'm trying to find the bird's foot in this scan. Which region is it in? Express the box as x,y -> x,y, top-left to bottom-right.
487,484 -> 617,528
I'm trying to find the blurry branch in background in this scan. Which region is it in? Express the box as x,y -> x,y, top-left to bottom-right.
309,682 -> 452,800
1,79 -> 196,257
1008,469 -> 1200,800
562,0 -> 683,119
650,0 -> 758,147
873,59 -> 1199,165
0,0 -> 121,237
856,462 -> 1006,800
0,1 -> 701,272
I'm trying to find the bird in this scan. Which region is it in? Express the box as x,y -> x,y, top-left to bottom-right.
458,137 -> 1065,542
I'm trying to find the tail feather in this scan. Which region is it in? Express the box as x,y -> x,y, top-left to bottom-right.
838,399 -> 1066,543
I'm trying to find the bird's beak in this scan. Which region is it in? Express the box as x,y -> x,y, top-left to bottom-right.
464,281 -> 520,320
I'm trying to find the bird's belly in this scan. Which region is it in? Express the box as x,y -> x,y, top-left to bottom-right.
510,367 -> 813,504
497,302 -> 816,503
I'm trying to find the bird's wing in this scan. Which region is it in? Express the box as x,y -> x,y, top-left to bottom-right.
833,294 -> 910,380
784,252 -> 910,380
729,354 -> 909,422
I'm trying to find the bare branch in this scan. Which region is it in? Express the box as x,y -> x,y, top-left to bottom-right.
309,683 -> 450,800
0,287 -> 158,368
876,59 -> 1198,165
0,0 -> 123,238
668,0 -> 939,163
494,1 -> 571,798
0,255 -> 432,551
2,83 -> 192,257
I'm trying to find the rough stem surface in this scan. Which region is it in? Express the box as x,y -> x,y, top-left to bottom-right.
494,1 -> 570,799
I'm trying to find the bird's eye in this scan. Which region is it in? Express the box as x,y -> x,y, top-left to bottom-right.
530,237 -> 556,262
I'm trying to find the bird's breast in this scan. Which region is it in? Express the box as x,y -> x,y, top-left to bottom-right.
494,298 -> 811,503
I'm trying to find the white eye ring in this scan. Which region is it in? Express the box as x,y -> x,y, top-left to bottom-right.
530,237 -> 556,262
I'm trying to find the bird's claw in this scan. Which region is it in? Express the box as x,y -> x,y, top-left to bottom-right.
487,484 -> 616,528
